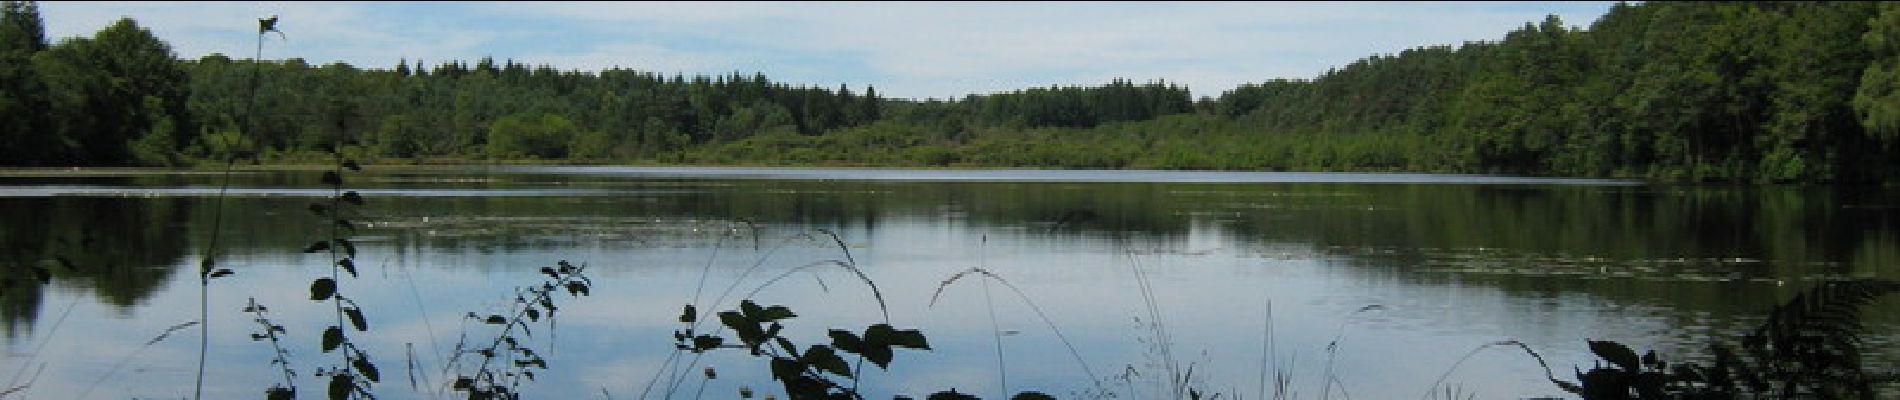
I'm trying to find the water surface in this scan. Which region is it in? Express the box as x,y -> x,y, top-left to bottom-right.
0,166 -> 1895,399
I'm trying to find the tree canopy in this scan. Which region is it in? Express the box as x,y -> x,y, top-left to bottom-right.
3,1 -> 1898,183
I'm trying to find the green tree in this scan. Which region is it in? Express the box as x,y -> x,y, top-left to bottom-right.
0,0 -> 53,165
485,112 -> 575,159
1855,2 -> 1900,141
35,18 -> 190,165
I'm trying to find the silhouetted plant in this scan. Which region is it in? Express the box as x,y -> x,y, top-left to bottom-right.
190,12 -> 279,400
675,299 -> 932,399
1561,278 -> 1900,399
657,227 -> 1071,400
303,155 -> 378,399
446,260 -> 592,400
244,297 -> 297,400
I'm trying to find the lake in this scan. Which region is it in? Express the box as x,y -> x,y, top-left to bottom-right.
1,166 -> 1897,399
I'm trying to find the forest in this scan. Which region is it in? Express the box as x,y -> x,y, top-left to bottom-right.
3,1 -> 1900,183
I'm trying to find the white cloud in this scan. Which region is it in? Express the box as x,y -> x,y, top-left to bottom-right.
486,1 -> 1616,98
527,42 -> 759,77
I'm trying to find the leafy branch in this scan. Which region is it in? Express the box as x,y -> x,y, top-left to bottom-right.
447,260 -> 592,400
244,298 -> 297,400
304,156 -> 378,400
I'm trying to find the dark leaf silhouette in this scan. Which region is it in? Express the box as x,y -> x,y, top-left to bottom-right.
327,373 -> 351,400
1590,340 -> 1641,372
321,326 -> 343,352
310,278 -> 336,301
345,307 -> 367,331
803,345 -> 851,378
353,356 -> 380,382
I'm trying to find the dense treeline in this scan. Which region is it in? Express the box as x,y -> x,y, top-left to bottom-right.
3,1 -> 1900,182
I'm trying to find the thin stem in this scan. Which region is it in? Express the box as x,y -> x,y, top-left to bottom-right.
983,276 -> 1007,399
193,25 -> 268,400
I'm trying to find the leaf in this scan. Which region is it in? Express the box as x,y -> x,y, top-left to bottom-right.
802,345 -> 852,378
303,241 -> 331,253
1589,340 -> 1641,372
888,328 -> 930,350
338,258 -> 357,278
863,345 -> 894,369
679,304 -> 697,324
565,281 -> 589,296
759,305 -> 796,322
865,324 -> 896,345
327,373 -> 352,400
345,307 -> 368,331
828,329 -> 864,354
353,357 -> 381,382
310,278 -> 337,301
739,300 -> 764,319
265,386 -> 295,400
833,328 -> 892,369
208,268 -> 235,279
336,238 -> 356,258
452,377 -> 474,390
692,335 -> 724,352
774,337 -> 796,354
717,311 -> 766,350
541,266 -> 558,279
340,191 -> 364,205
525,307 -> 540,322
928,390 -> 980,400
484,315 -> 506,325
322,326 -> 344,352
768,358 -> 799,382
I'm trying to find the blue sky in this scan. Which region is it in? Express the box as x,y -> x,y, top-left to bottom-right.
38,1 -> 1615,100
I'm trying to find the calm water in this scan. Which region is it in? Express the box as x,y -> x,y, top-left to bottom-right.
1,166 -> 1898,399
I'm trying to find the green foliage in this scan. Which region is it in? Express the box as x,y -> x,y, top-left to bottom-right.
307,156 -> 378,400
1564,279 -> 1900,399
677,299 -> 944,399
486,113 -> 576,159
32,17 -> 191,166
10,1 -> 1900,182
1855,3 -> 1900,142
449,260 -> 593,400
0,1 -> 53,165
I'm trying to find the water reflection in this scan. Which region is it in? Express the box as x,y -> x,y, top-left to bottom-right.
0,197 -> 192,336
0,168 -> 1895,399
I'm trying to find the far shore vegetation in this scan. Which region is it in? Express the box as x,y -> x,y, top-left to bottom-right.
3,1 -> 1900,181
8,2 -> 1900,183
